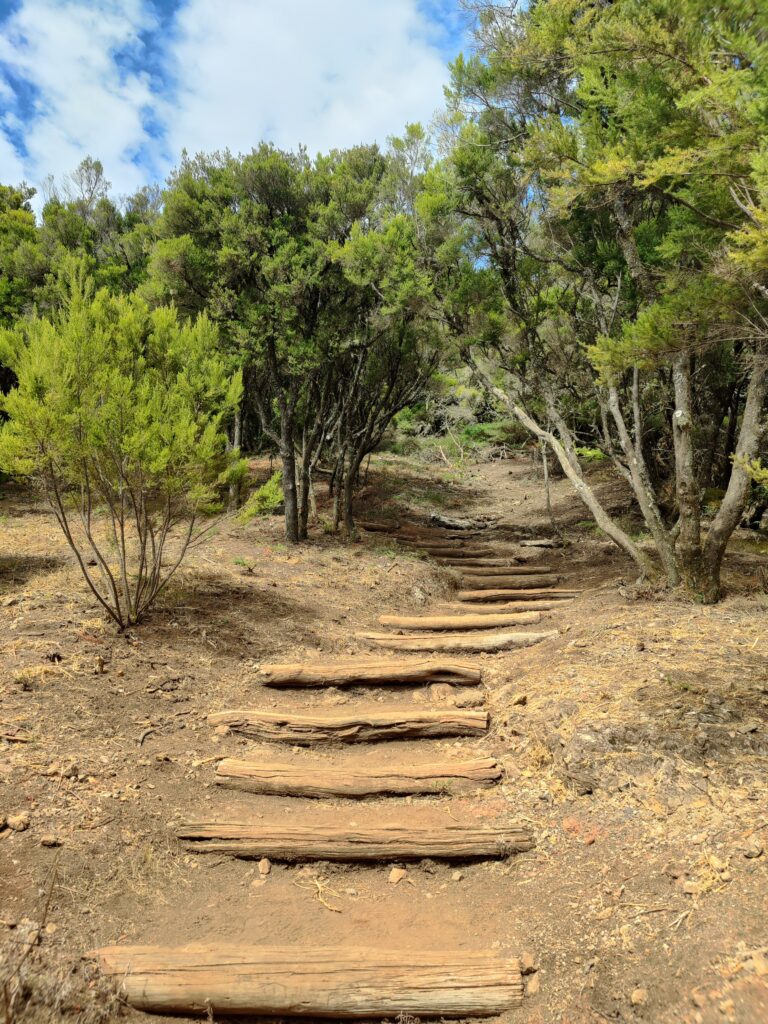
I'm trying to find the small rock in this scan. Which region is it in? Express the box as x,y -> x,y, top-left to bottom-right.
520,951 -> 536,975
388,867 -> 407,885
44,923 -> 58,935
258,857 -> 271,876
40,835 -> 61,848
631,987 -> 648,1007
7,812 -> 31,832
451,870 -> 463,882
429,683 -> 456,705
743,838 -> 763,859
250,878 -> 266,890
213,724 -> 230,737
511,693 -> 528,706
526,974 -> 541,996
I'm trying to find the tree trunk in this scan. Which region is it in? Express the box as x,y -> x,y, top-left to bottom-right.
607,383 -> 679,585
280,414 -> 299,544
465,352 -> 655,576
671,352 -> 707,596
701,345 -> 768,598
227,404 -> 243,513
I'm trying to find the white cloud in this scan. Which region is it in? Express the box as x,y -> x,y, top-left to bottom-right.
0,0 -> 157,201
165,0 -> 450,163
0,0 -> 454,206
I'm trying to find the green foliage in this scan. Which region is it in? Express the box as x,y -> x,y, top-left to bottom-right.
239,471 -> 284,522
574,446 -> 608,463
0,265 -> 241,627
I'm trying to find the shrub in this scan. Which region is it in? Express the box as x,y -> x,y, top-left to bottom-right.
238,471 -> 284,521
0,270 -> 242,628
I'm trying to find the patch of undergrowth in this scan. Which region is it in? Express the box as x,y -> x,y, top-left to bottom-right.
239,471 -> 284,521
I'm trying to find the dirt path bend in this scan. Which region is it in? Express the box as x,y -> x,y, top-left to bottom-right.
1,454 -> 766,1024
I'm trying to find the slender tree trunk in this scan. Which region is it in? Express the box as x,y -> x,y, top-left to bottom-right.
227,405 -> 243,513
343,451 -> 363,536
671,351 -> 708,595
701,346 -> 768,598
718,383 -> 744,488
280,413 -> 300,544
607,382 -> 679,585
466,352 -> 655,576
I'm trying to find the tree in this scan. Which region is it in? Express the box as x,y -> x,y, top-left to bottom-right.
444,0 -> 768,601
147,144 -> 392,542
0,263 -> 241,628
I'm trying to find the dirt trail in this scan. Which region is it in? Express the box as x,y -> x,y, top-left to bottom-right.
1,454 -> 767,1023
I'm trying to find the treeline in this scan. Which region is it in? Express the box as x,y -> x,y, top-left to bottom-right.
1,0 -> 767,620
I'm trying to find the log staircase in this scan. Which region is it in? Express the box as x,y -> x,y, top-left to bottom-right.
92,520 -> 573,1019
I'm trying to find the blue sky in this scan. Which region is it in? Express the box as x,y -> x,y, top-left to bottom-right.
0,0 -> 471,204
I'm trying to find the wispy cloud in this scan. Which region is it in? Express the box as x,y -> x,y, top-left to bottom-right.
0,0 -> 461,206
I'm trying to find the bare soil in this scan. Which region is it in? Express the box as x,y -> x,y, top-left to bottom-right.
1,454 -> 766,1024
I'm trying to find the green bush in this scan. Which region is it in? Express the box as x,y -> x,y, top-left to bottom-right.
575,446 -> 608,462
0,267 -> 242,628
239,471 -> 284,521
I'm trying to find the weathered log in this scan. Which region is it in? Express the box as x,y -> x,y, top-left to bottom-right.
358,629 -> 557,653
404,540 -> 490,553
445,564 -> 551,575
360,520 -> 401,533
215,755 -> 502,796
176,822 -> 534,860
258,658 -> 482,688
519,538 -> 561,547
91,944 -> 524,1017
439,600 -> 566,614
457,588 -> 579,603
208,707 -> 489,743
437,557 -> 520,568
378,611 -> 542,631
459,573 -> 557,590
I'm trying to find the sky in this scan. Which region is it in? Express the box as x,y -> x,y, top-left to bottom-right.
0,0 -> 471,206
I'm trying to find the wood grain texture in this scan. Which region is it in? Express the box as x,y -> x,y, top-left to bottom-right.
215,755 -> 502,796
438,600 -> 565,613
358,629 -> 557,653
91,944 -> 524,1017
378,611 -> 542,630
207,707 -> 489,743
258,659 -> 482,688
176,822 -> 534,860
458,574 -> 557,590
457,588 -> 578,603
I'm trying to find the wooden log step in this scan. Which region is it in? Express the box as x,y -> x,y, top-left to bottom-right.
459,573 -> 558,589
446,564 -> 551,576
378,611 -> 542,631
208,708 -> 489,743
359,630 -> 557,653
457,588 -> 579,603
91,944 -> 524,1017
215,755 -> 503,796
360,519 -> 401,533
438,557 -> 521,568
176,822 -> 534,860
520,538 -> 561,547
439,600 -> 566,614
404,543 -> 492,556
258,658 -> 482,688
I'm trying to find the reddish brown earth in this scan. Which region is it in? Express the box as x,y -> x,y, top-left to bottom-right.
1,454 -> 766,1024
